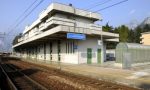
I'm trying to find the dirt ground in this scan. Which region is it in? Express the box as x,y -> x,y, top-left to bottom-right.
1,57 -> 140,90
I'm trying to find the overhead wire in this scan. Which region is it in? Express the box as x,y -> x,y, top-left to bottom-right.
7,0 -> 39,31
84,0 -> 112,11
94,0 -> 128,12
4,0 -> 45,52
83,0 -> 128,21
7,0 -> 45,35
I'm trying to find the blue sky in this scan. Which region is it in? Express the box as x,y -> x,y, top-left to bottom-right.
0,0 -> 150,34
0,0 -> 150,51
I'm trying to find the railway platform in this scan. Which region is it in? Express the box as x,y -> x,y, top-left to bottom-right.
24,59 -> 150,90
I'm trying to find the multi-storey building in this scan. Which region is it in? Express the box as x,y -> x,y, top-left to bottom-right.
13,3 -> 119,64
140,32 -> 150,45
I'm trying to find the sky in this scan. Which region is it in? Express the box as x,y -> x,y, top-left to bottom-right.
0,0 -> 150,51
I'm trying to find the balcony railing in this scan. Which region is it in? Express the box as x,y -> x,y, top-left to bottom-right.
18,37 -> 23,42
39,23 -> 46,31
46,17 -> 102,30
18,17 -> 102,43
46,3 -> 100,20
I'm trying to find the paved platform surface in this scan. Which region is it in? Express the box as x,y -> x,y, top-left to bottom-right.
23,59 -> 150,90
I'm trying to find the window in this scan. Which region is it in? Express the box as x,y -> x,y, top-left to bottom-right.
72,41 -> 75,53
66,40 -> 75,54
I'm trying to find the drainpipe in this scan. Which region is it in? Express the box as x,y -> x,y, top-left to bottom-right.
77,41 -> 79,64
101,24 -> 104,64
96,17 -> 104,64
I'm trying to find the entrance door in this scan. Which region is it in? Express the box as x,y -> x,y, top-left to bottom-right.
97,49 -> 101,64
87,48 -> 92,64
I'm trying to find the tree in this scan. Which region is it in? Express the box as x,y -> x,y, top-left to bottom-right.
134,26 -> 142,43
113,27 -> 119,33
128,29 -> 135,43
12,33 -> 22,45
103,24 -> 129,48
143,24 -> 150,32
102,22 -> 113,32
118,25 -> 129,42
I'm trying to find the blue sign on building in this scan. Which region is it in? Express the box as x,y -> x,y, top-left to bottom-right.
67,33 -> 86,40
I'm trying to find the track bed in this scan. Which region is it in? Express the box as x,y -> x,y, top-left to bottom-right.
1,57 -> 140,90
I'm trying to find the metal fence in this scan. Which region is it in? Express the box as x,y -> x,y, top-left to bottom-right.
116,43 -> 150,66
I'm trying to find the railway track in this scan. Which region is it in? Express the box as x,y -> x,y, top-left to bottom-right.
8,60 -> 140,90
0,56 -> 140,90
0,63 -> 48,90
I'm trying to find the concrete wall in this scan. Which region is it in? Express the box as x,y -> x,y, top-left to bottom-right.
60,40 -> 78,64
14,36 -> 106,64
78,36 -> 102,64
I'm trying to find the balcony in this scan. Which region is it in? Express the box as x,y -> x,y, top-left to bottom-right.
22,17 -> 102,37
23,19 -> 41,34
22,3 -> 102,35
75,22 -> 102,30
16,16 -> 103,44
45,17 -> 102,31
45,3 -> 101,21
14,25 -> 118,48
18,37 -> 24,42
39,23 -> 46,31
18,16 -> 103,43
45,17 -> 75,28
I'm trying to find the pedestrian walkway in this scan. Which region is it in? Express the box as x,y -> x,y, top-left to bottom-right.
23,59 -> 150,90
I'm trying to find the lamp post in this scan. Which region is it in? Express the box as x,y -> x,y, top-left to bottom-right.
0,32 -> 5,52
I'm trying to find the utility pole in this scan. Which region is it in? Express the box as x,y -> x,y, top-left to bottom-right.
0,32 -> 5,52
0,32 -> 5,37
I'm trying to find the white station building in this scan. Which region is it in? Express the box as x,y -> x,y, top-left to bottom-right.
13,3 -> 119,64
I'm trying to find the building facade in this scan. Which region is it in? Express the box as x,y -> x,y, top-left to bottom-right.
13,3 -> 119,64
141,32 -> 150,45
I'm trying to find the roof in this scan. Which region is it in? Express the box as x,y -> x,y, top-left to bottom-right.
117,43 -> 150,49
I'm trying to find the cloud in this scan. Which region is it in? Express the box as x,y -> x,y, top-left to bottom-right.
129,9 -> 136,15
